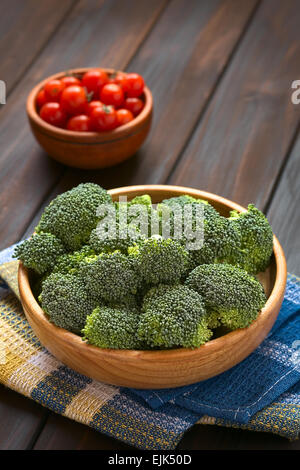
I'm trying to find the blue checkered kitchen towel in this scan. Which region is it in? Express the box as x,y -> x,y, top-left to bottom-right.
0,243 -> 300,450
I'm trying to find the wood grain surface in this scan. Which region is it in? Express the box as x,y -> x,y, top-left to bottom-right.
0,0 -> 299,451
0,0 -> 76,96
267,131 -> 300,274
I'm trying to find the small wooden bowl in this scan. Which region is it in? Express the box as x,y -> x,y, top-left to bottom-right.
26,68 -> 153,169
18,185 -> 287,389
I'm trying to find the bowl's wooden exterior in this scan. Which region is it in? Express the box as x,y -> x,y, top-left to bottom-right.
26,69 -> 153,169
18,185 -> 287,389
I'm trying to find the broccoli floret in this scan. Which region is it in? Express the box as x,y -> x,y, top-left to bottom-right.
131,195 -> 160,237
157,196 -> 239,267
185,263 -> 267,330
159,194 -> 209,209
138,284 -> 212,348
89,223 -> 144,254
36,183 -> 112,251
157,195 -> 206,241
82,305 -> 142,349
114,194 -> 152,223
53,245 -> 95,275
228,204 -> 273,273
39,273 -> 96,333
115,194 -> 160,238
13,233 -> 66,274
80,251 -> 139,303
128,236 -> 189,285
108,294 -> 140,311
131,194 -> 152,206
189,203 -> 240,267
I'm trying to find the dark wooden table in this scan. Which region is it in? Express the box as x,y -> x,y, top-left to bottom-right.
0,0 -> 300,450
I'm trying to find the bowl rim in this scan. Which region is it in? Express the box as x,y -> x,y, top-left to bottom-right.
18,184 -> 287,361
26,67 -> 153,141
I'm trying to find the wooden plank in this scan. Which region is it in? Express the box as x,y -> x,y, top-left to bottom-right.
266,131 -> 300,276
0,385 -> 47,450
34,415 -> 300,450
0,0 -> 168,251
33,413 -> 132,450
0,0 -> 76,96
169,0 -> 300,210
100,0 -> 259,188
177,424 -> 300,450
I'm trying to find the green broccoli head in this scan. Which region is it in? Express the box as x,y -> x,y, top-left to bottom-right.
128,236 -> 189,285
130,194 -> 152,207
159,195 -> 209,209
114,194 -> 152,223
138,284 -> 212,348
89,223 -> 145,254
157,195 -> 207,243
82,305 -> 142,349
181,205 -> 232,264
189,203 -> 241,268
130,194 -> 161,238
13,233 -> 66,275
228,204 -> 273,273
114,194 -> 160,238
157,196 -> 240,268
39,273 -> 96,333
52,245 -> 95,275
185,263 -> 267,330
80,250 -> 139,303
36,183 -> 112,251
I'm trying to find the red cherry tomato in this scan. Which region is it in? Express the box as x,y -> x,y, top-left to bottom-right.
85,100 -> 103,115
60,85 -> 87,115
124,97 -> 144,116
116,109 -> 134,126
40,102 -> 67,127
61,76 -> 81,87
100,83 -> 124,108
109,72 -> 127,87
82,69 -> 109,97
36,89 -> 48,109
44,79 -> 65,102
90,105 -> 118,131
66,115 -> 92,132
122,73 -> 144,98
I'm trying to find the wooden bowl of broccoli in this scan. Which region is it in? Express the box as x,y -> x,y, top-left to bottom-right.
17,184 -> 287,389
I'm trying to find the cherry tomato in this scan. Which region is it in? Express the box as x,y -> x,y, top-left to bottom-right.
44,79 -> 65,102
36,89 -> 48,108
82,69 -> 109,97
100,83 -> 124,108
116,109 -> 134,126
90,105 -> 118,131
61,76 -> 81,88
66,115 -> 92,132
122,73 -> 144,98
124,97 -> 144,116
85,100 -> 103,115
40,102 -> 67,127
60,85 -> 87,115
109,72 -> 127,87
